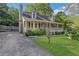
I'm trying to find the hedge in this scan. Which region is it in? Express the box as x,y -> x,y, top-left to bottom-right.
25,29 -> 46,36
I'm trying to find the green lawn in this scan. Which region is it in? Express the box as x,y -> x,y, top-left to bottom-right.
34,35 -> 79,56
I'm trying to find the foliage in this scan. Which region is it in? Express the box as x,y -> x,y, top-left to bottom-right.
55,12 -> 68,30
26,3 -> 53,16
68,15 -> 79,28
25,30 -> 34,36
65,4 -> 79,40
65,15 -> 79,41
26,4 -> 33,12
0,3 -> 19,26
8,7 -> 19,20
8,7 -> 19,26
0,3 -> 9,19
66,27 -> 79,40
62,4 -> 79,40
55,11 -> 74,35
25,29 -> 46,36
55,11 -> 67,23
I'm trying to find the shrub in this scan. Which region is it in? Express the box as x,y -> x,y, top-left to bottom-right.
25,30 -> 33,36
0,19 -> 18,26
35,29 -> 46,35
25,29 -> 46,36
66,27 -> 79,40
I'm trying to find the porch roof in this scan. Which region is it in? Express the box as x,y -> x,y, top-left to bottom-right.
23,17 -> 63,25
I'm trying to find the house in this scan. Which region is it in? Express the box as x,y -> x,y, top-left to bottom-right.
22,11 -> 64,34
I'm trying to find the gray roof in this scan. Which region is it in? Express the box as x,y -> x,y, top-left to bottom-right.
23,12 -> 50,20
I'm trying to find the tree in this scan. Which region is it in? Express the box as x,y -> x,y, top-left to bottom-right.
0,3 -> 19,26
55,11 -> 67,30
26,3 -> 53,16
55,11 -> 67,22
65,3 -> 79,28
55,11 -> 72,34
8,7 -> 19,20
0,3 -> 9,19
64,3 -> 79,40
8,7 -> 19,26
26,4 -> 33,12
0,3 -> 8,11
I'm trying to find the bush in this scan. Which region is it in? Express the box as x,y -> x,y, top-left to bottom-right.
66,27 -> 79,40
25,29 -> 46,36
35,29 -> 46,35
0,19 -> 18,26
25,30 -> 34,36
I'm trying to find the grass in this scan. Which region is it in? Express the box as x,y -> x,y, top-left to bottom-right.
34,35 -> 79,56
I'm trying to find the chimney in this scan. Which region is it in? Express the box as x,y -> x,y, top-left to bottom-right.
50,15 -> 54,21
31,10 -> 37,19
50,14 -> 56,22
32,11 -> 34,18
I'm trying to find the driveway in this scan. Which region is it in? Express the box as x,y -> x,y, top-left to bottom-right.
0,32 -> 51,56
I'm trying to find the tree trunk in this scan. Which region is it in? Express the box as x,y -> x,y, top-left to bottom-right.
48,36 -> 51,44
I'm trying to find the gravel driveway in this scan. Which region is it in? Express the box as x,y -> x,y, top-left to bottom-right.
0,32 -> 51,56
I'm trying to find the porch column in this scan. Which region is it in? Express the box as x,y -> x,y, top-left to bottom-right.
37,22 -> 39,28
52,23 -> 55,34
30,21 -> 31,29
23,21 -> 28,32
42,22 -> 44,29
57,24 -> 59,32
45,23 -> 48,31
38,22 -> 41,28
49,23 -> 52,35
49,23 -> 51,32
25,21 -> 28,30
33,21 -> 35,30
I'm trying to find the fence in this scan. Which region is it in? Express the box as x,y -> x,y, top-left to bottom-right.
0,25 -> 19,31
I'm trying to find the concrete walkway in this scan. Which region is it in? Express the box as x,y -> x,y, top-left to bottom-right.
0,32 -> 51,56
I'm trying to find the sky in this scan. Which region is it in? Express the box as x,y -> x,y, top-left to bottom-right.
7,3 -> 66,14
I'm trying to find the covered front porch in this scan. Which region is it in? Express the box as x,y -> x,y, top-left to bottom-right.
23,18 -> 64,33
